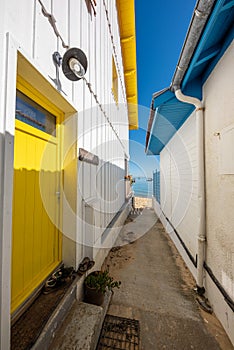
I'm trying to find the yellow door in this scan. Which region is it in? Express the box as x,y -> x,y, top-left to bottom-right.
11,77 -> 63,313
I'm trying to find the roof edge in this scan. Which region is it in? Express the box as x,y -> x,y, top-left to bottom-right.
145,88 -> 171,151
145,0 -> 216,151
171,0 -> 216,91
145,99 -> 156,153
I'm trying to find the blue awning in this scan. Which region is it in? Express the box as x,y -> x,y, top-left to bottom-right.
146,0 -> 234,155
146,91 -> 195,155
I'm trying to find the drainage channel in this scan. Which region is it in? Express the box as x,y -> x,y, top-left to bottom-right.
96,314 -> 140,350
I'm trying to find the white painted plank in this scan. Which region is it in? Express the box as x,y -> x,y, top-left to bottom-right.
52,0 -> 68,45
34,0 -> 57,83
160,114 -> 198,257
5,0 -> 34,57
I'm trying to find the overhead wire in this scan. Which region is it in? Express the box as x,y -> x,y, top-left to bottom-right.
82,76 -> 126,151
102,0 -> 127,104
37,0 -> 69,48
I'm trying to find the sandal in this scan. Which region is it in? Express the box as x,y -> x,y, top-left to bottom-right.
42,265 -> 75,294
77,257 -> 95,274
45,277 -> 57,288
42,279 -> 67,294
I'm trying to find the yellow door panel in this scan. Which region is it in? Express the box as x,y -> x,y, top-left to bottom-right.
11,82 -> 63,313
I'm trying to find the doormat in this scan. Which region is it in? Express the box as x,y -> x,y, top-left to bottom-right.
96,314 -> 140,350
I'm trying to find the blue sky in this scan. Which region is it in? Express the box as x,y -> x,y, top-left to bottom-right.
129,0 -> 197,177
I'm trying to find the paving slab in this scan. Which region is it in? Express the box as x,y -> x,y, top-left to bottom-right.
49,292 -> 111,350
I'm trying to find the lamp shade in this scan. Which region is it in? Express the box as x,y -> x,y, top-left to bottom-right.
62,47 -> 88,81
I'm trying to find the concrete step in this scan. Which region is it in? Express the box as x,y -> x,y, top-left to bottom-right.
31,275 -> 83,350
48,292 -> 111,350
31,272 -> 111,350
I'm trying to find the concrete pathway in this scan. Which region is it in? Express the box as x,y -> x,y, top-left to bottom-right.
103,207 -> 233,350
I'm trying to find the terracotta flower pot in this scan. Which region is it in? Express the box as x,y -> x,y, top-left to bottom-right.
84,270 -> 120,306
84,271 -> 105,306
84,284 -> 105,306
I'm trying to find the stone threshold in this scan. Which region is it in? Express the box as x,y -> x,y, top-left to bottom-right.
31,274 -> 111,350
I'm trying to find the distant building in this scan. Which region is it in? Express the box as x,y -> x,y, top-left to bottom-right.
146,0 -> 234,345
0,0 -> 137,347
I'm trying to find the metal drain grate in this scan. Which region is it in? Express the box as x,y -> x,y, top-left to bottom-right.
97,314 -> 140,350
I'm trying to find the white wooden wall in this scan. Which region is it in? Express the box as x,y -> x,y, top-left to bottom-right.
160,113 -> 198,259
0,1 -> 127,348
73,1 -> 129,260
0,0 -> 129,277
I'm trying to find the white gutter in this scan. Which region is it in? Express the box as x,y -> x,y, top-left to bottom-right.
175,89 -> 205,294
172,0 -> 216,90
147,0 -> 215,151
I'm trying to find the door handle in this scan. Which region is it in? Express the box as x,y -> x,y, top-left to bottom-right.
55,191 -> 61,200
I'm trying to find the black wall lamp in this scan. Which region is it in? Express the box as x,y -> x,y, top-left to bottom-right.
52,47 -> 87,91
62,47 -> 88,81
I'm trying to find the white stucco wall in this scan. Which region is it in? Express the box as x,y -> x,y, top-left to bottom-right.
203,40 -> 234,344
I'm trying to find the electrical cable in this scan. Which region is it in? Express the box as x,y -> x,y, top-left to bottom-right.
37,0 -> 69,48
102,0 -> 127,104
82,76 -> 126,151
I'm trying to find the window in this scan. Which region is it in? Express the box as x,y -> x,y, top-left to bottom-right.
16,90 -> 56,135
112,57 -> 118,104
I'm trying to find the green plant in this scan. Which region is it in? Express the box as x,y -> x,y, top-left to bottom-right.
84,270 -> 121,294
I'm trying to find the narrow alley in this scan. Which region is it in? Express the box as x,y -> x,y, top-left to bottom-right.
102,206 -> 233,350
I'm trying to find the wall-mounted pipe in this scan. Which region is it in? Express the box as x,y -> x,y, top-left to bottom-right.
175,89 -> 205,294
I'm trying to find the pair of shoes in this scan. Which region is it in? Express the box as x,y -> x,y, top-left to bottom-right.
77,257 -> 95,275
42,265 -> 75,294
43,278 -> 67,294
52,266 -> 74,279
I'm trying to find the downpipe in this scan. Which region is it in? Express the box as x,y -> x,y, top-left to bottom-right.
175,89 -> 206,295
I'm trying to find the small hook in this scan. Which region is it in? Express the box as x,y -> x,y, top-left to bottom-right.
213,132 -> 220,139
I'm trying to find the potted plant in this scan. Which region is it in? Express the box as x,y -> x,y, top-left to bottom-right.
84,270 -> 121,306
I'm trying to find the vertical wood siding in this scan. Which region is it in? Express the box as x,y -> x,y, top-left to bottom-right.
160,113 -> 198,259
1,0 -> 129,311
